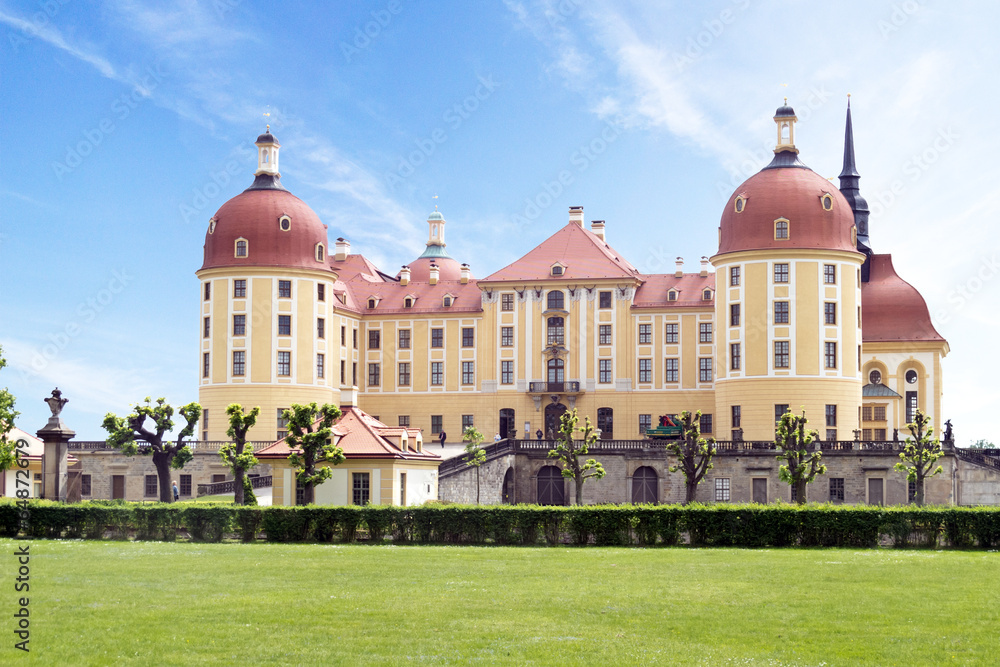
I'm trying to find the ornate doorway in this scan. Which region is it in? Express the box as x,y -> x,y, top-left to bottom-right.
544,402 -> 567,439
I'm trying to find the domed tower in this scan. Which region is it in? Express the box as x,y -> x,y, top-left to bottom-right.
710,102 -> 865,441
196,128 -> 339,441
405,208 -> 464,282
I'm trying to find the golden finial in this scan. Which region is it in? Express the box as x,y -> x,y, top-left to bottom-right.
432,193 -> 439,211
784,96 -> 788,105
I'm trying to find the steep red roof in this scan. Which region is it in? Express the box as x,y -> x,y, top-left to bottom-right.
348,278 -> 483,315
862,254 -> 946,344
256,407 -> 440,461
482,223 -> 640,282
632,273 -> 717,309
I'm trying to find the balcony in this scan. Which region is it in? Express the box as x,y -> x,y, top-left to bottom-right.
528,381 -> 581,394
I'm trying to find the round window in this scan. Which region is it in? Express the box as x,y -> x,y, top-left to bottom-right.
735,197 -> 745,213
905,369 -> 918,384
279,216 -> 291,231
869,369 -> 881,385
821,194 -> 833,211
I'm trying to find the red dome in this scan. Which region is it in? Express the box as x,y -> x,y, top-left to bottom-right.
201,189 -> 330,271
862,254 -> 945,343
407,256 -> 463,282
717,166 -> 859,255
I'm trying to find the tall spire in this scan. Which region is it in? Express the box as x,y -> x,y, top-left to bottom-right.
838,95 -> 873,281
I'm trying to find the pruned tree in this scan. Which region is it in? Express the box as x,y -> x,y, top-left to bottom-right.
895,409 -> 944,506
462,426 -> 486,504
774,409 -> 826,504
102,397 -> 201,503
665,410 -> 717,504
547,409 -> 605,505
284,403 -> 345,505
0,346 -> 20,473
221,404 -> 261,505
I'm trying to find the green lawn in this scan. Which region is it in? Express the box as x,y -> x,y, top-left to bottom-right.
3,540 -> 997,665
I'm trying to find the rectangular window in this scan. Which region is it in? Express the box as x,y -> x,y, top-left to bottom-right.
501,293 -> 514,311
461,414 -> 475,431
368,363 -> 380,387
277,351 -> 291,376
599,324 -> 612,345
353,329 -> 358,349
730,303 -> 740,326
824,302 -> 836,325
316,353 -> 325,378
501,326 -> 514,346
699,357 -> 712,383
665,323 -> 679,344
340,360 -> 345,385
639,414 -> 651,434
599,359 -> 613,384
774,341 -> 790,368
278,315 -> 291,336
202,409 -> 208,441
863,428 -> 873,440
316,318 -> 325,339
826,404 -> 837,427
462,361 -> 475,385
774,301 -> 789,324
352,472 -> 370,506
775,404 -> 789,423
824,264 -> 836,284
431,415 -> 443,434
203,316 -> 210,338
829,478 -> 845,502
599,291 -> 612,308
81,474 -> 92,496
431,328 -> 443,348
204,282 -> 211,300
398,363 -> 410,386
462,327 -> 474,347
233,314 -> 246,336
398,415 -> 410,427
699,322 -> 712,343
826,429 -> 838,441
368,330 -> 380,349
731,343 -> 741,371
638,323 -> 652,344
730,266 -> 740,287
145,475 -> 157,497
638,358 -> 652,383
665,358 -> 679,382
824,342 -> 837,369
203,353 -> 210,379
431,362 -> 443,386
399,329 -> 410,349
875,428 -> 887,441
278,280 -> 291,298
700,413 -> 713,434
863,405 -> 873,421
731,405 -> 741,429
179,475 -> 191,497
232,351 -> 245,376
234,279 -> 246,298
500,360 -> 514,384
906,391 -> 918,424
317,283 -> 325,301
873,406 -> 886,421
341,326 -> 346,345
774,263 -> 789,283
352,362 -> 357,385
715,478 -> 730,502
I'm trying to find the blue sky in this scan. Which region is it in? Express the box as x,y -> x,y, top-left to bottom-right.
1,0 -> 997,442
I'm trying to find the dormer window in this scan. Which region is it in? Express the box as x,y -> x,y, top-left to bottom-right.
208,218 -> 216,234
315,243 -> 325,261
235,238 -> 248,258
702,289 -> 713,301
404,296 -> 414,308
279,215 -> 291,232
734,195 -> 746,213
443,295 -> 453,307
667,289 -> 678,302
367,298 -> 377,309
550,263 -> 565,276
821,193 -> 833,211
774,218 -> 789,240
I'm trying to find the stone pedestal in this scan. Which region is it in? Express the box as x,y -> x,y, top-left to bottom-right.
37,417 -> 75,502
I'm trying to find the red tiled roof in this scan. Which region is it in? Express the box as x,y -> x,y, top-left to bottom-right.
348,278 -> 483,315
482,223 -> 640,282
862,254 -> 946,344
632,273 -> 717,308
256,407 -> 441,461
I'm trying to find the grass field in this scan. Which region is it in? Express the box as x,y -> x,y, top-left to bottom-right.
2,540 -> 997,665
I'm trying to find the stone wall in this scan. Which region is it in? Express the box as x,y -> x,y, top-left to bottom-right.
439,454 -> 514,504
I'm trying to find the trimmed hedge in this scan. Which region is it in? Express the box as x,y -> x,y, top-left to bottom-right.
2,500 -> 1000,548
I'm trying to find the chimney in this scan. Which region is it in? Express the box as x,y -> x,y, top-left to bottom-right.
569,206 -> 584,227
590,220 -> 606,242
700,256 -> 709,277
429,263 -> 439,285
340,385 -> 359,409
675,257 -> 684,278
334,237 -> 351,262
399,265 -> 410,286
460,263 -> 471,284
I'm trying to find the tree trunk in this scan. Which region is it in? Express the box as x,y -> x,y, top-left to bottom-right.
914,476 -> 924,506
152,450 -> 174,503
234,466 -> 245,505
795,479 -> 807,504
475,467 -> 481,505
302,481 -> 314,506
686,477 -> 698,505
575,476 -> 585,505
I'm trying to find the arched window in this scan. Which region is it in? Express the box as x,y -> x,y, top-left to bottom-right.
315,243 -> 324,261
546,358 -> 564,384
775,218 -> 789,240
235,239 -> 248,257
546,290 -> 564,310
547,317 -> 564,345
